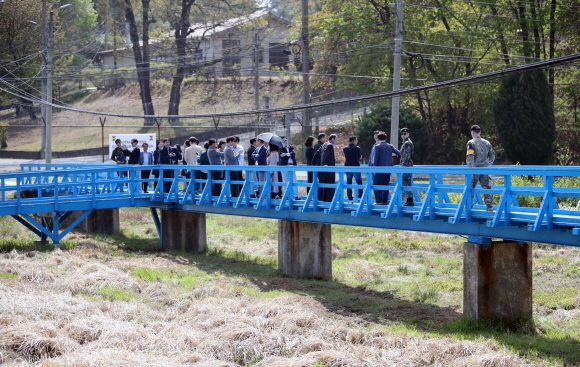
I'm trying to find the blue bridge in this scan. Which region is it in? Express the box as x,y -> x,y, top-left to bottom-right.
0,163 -> 579,247
2,163 -> 579,323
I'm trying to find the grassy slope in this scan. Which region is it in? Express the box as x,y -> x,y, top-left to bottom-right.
0,210 -> 579,366
2,76 -> 302,152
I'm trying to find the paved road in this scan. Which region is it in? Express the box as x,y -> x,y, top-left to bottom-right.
0,155 -> 106,172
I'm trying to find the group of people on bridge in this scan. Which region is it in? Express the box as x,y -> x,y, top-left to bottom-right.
110,124 -> 495,208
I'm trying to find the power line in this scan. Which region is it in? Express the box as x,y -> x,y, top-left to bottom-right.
1,52 -> 578,120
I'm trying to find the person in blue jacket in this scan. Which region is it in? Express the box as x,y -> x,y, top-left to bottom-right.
372,132 -> 401,205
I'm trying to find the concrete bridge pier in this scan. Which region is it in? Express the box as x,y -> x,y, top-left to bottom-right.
463,239 -> 532,324
278,220 -> 332,280
61,209 -> 120,234
161,210 -> 206,252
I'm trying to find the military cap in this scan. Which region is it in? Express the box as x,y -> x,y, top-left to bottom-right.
470,125 -> 481,132
400,127 -> 409,134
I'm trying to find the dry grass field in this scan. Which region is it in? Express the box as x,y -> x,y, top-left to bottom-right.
1,209 -> 580,366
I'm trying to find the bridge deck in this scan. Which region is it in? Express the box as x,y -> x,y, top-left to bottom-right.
1,164 -> 579,246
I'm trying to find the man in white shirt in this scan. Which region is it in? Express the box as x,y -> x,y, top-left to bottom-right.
184,137 -> 203,194
233,136 -> 244,166
138,142 -> 153,192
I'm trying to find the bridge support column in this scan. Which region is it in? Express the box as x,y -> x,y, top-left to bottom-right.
278,220 -> 332,280
161,210 -> 206,252
60,209 -> 120,234
463,240 -> 532,324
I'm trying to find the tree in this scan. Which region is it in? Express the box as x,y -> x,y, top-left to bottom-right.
493,70 -> 555,165
0,0 -> 42,119
124,0 -> 156,125
354,104 -> 431,164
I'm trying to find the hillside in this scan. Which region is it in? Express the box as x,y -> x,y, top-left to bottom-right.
1,76 -> 303,152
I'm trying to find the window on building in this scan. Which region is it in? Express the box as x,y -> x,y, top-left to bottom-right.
269,43 -> 289,70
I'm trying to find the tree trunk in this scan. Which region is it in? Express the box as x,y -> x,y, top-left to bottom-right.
517,2 -> 532,60
490,5 -> 511,67
548,0 -> 557,96
124,0 -> 155,125
168,0 -> 193,122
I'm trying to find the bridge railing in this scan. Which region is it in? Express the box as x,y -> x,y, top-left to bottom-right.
5,163 -> 580,245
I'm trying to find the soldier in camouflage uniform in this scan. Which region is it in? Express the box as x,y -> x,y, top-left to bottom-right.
466,125 -> 495,211
400,127 -> 414,206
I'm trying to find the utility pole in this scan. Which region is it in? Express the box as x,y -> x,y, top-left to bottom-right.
390,0 -> 404,147
254,31 -> 260,135
40,0 -> 47,158
45,11 -> 54,163
301,0 -> 311,136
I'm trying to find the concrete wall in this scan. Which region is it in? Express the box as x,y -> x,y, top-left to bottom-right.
463,241 -> 532,324
278,220 -> 332,280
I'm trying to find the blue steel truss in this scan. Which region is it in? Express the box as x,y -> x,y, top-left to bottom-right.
1,163 -> 579,247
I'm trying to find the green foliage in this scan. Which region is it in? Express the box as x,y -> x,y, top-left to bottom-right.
0,271 -> 18,279
353,104 -> 431,163
493,70 -> 556,165
99,285 -> 134,302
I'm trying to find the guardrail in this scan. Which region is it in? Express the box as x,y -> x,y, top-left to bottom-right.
2,163 -> 580,246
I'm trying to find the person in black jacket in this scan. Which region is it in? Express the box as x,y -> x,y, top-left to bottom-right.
127,138 -> 141,164
111,139 -> 129,164
343,136 -> 363,202
247,138 -> 257,195
304,136 -> 314,194
311,133 -> 326,199
279,136 -> 297,198
320,134 -> 337,202
152,140 -> 162,190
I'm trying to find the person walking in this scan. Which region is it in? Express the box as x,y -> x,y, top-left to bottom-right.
466,125 -> 495,211
159,138 -> 178,193
184,137 -> 203,194
247,138 -> 258,196
224,136 -> 242,197
127,138 -> 141,165
304,136 -> 315,195
343,136 -> 363,202
251,138 -> 268,197
280,136 -> 297,198
152,140 -> 163,191
111,139 -> 129,164
372,132 -> 401,205
207,139 -> 225,196
399,128 -> 415,206
199,142 -> 210,192
138,142 -> 153,193
320,134 -> 337,202
267,144 -> 281,199
311,133 -> 327,199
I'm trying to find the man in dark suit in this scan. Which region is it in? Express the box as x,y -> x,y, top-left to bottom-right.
128,138 -> 141,164
138,142 -> 153,192
372,132 -> 401,205
159,138 -> 178,193
311,133 -> 326,199
343,135 -> 363,202
279,136 -> 297,198
251,138 -> 268,197
320,134 -> 337,202
247,138 -> 257,195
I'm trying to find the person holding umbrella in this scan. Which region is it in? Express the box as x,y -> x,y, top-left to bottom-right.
251,138 -> 268,197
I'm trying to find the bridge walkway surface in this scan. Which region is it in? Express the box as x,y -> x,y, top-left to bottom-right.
0,163 -> 577,247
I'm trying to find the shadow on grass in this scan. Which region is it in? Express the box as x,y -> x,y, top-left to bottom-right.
158,247 -> 580,366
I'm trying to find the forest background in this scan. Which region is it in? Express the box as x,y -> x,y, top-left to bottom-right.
0,0 -> 579,165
